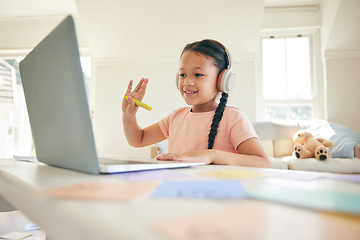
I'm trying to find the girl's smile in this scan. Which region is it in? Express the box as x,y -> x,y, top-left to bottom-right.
183,90 -> 198,96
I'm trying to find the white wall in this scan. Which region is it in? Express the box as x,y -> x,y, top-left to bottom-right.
74,0 -> 264,60
0,15 -> 88,52
262,6 -> 321,29
325,58 -> 360,131
320,0 -> 341,53
322,0 -> 360,131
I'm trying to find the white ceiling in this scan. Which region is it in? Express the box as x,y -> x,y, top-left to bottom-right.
0,0 -> 323,18
2,0 -> 358,59
0,0 -> 78,18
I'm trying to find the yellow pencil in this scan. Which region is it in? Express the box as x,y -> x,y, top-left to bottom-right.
124,96 -> 152,111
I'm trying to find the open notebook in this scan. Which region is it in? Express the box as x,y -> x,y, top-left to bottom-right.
19,15 -> 204,174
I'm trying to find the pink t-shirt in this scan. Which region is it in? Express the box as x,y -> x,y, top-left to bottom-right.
158,106 -> 257,153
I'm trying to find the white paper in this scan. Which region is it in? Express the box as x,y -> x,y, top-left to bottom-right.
13,155 -> 38,163
0,232 -> 32,240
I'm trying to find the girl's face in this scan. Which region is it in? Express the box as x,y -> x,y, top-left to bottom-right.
178,51 -> 219,112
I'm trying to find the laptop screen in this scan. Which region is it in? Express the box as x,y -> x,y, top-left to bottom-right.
20,15 -> 100,174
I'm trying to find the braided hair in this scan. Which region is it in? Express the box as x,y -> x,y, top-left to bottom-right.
208,92 -> 228,149
181,39 -> 230,149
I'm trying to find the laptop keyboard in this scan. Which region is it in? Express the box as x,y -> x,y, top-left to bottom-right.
99,158 -> 157,165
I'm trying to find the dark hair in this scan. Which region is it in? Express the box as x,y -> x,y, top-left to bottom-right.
181,39 -> 230,149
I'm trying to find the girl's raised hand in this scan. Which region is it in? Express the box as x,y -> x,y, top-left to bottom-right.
122,78 -> 149,115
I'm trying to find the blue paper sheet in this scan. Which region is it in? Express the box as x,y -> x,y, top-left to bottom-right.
152,180 -> 248,199
250,188 -> 360,215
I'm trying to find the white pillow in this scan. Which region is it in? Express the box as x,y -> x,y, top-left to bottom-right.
259,140 -> 274,157
274,139 -> 294,157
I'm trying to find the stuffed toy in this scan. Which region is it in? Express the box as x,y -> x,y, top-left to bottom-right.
293,131 -> 334,161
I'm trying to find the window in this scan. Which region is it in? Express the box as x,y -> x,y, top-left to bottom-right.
0,55 -> 91,158
258,30 -> 323,121
80,56 -> 92,97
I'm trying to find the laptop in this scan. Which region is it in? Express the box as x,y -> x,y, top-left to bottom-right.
19,15 -> 204,174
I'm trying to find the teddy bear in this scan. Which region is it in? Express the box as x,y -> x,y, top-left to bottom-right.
293,131 -> 334,161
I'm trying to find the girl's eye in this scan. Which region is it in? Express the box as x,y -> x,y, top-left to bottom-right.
195,73 -> 204,77
179,73 -> 186,78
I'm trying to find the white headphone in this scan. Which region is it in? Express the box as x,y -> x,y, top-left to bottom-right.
176,44 -> 235,93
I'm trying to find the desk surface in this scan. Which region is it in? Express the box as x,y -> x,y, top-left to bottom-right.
0,158 -> 359,240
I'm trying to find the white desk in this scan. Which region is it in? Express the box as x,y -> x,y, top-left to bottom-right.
0,158 -> 359,240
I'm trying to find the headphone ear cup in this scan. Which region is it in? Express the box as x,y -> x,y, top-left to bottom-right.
217,70 -> 226,92
217,69 -> 235,92
175,73 -> 179,89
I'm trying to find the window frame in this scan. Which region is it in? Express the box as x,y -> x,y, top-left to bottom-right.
256,28 -> 325,121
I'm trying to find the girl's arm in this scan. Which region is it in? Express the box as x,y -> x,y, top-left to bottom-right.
122,120 -> 165,147
156,138 -> 271,168
122,78 -> 166,147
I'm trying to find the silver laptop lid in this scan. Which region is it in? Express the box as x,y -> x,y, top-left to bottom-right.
20,15 -> 100,174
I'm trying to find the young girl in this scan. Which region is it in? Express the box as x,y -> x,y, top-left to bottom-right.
122,39 -> 270,168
